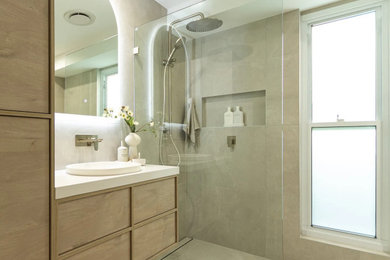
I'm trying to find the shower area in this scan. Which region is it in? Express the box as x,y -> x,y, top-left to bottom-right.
134,0 -> 284,259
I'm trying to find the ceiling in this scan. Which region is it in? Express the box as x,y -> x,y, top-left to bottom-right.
54,0 -> 342,56
283,0 -> 341,11
55,0 -> 117,57
155,0 -> 342,14
54,0 -> 342,76
167,0 -> 285,39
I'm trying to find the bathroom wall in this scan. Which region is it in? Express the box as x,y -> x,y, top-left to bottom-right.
55,77 -> 65,113
64,69 -> 98,116
181,13 -> 283,259
55,0 -> 166,170
282,9 -> 390,260
55,113 -> 122,170
134,19 -> 169,165
109,0 -> 166,108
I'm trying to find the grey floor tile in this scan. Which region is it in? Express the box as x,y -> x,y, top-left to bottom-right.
163,239 -> 268,260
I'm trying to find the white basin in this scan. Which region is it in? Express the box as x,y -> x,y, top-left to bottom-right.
66,161 -> 142,176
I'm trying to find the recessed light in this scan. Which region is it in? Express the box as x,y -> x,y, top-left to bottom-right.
64,10 -> 96,26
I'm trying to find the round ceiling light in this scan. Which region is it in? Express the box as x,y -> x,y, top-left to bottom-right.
64,10 -> 96,26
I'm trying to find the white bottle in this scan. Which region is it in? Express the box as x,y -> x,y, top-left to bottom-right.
233,106 -> 244,127
117,141 -> 129,162
224,107 -> 233,127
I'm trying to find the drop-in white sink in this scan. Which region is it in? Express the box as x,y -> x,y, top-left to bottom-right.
66,161 -> 142,176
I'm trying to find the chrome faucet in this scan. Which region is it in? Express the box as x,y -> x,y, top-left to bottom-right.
75,135 -> 103,151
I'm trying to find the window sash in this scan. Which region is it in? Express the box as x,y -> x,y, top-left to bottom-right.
310,124 -> 378,237
307,7 -> 382,124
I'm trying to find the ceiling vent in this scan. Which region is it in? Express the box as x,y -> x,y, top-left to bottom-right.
64,10 -> 96,26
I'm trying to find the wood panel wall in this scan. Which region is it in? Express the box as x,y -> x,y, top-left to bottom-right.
0,0 -> 53,259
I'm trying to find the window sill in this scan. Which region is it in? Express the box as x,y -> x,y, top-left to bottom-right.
301,227 -> 389,256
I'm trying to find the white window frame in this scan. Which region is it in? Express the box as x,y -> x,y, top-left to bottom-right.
300,0 -> 390,253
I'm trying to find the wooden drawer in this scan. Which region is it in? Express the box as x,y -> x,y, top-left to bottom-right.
133,178 -> 176,224
133,213 -> 176,260
57,189 -> 130,254
65,233 -> 130,260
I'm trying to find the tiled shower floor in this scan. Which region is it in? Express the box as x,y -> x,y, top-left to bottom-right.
163,239 -> 268,260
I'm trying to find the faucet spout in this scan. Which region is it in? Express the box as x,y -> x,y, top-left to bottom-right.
93,139 -> 101,151
75,135 -> 103,151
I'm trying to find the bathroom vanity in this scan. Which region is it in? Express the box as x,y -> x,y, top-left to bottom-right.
54,165 -> 179,260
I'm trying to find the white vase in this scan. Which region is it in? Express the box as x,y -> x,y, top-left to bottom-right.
125,133 -> 141,160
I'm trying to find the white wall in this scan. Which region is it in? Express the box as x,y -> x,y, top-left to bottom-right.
55,114 -> 122,170
109,0 -> 166,109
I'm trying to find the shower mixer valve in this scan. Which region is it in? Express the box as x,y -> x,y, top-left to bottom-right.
227,136 -> 236,148
162,58 -> 176,67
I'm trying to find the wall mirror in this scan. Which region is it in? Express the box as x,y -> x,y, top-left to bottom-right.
54,0 -> 118,116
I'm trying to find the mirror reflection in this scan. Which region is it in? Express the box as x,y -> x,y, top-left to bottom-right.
54,0 -> 118,116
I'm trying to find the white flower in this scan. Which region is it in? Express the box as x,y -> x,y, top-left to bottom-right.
134,121 -> 139,126
129,111 -> 134,117
150,122 -> 154,127
123,106 -> 129,111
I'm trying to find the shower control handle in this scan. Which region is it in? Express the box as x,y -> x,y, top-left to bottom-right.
227,136 -> 236,148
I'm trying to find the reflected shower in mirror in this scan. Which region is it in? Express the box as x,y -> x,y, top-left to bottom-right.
54,0 -> 118,116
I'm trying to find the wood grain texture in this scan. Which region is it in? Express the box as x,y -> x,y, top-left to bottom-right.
133,178 -> 176,224
0,0 -> 50,113
57,189 -> 130,254
65,233 -> 130,260
133,213 -> 176,260
0,116 -> 50,259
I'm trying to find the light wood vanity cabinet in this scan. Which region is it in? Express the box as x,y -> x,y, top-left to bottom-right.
0,0 -> 52,258
56,177 -> 178,260
0,0 -> 50,113
0,117 -> 50,259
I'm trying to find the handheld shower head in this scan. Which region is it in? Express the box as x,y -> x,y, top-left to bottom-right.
163,36 -> 186,67
174,36 -> 186,49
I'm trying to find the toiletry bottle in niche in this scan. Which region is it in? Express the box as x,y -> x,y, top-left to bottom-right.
224,107 -> 234,127
233,106 -> 244,127
117,141 -> 129,162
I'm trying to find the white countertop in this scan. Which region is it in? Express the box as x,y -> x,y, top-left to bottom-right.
55,164 -> 179,199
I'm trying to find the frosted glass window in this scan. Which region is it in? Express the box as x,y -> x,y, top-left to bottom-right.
311,127 -> 376,237
311,12 -> 376,122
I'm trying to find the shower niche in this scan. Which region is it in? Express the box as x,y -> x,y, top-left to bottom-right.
201,90 -> 266,128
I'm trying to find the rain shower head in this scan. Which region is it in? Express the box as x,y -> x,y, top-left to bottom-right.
186,17 -> 223,32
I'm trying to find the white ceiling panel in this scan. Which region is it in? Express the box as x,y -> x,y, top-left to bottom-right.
155,0 -> 343,14
284,0 -> 342,12
154,0 -> 205,13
